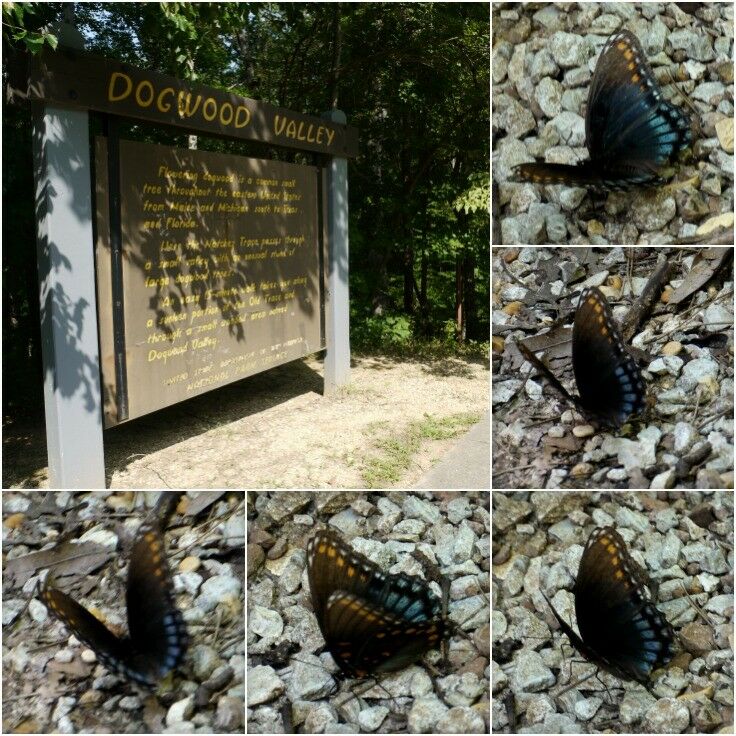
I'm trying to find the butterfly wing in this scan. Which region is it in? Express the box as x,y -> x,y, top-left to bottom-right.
40,580 -> 131,675
573,527 -> 675,682
512,160 -> 614,189
306,529 -> 446,678
39,494 -> 187,686
586,31 -> 692,185
307,530 -> 357,624
307,530 -> 442,623
124,518 -> 187,684
322,592 -> 446,678
572,287 -> 645,427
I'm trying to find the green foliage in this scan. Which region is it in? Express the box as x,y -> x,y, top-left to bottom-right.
352,314 -> 414,350
454,172 -> 491,215
350,309 -> 488,362
2,2 -> 58,52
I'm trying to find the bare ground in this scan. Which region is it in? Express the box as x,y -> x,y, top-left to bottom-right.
3,352 -> 489,488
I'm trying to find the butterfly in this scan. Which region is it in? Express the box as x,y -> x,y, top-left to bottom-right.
512,30 -> 692,191
38,492 -> 188,687
543,527 -> 676,686
519,286 -> 646,428
306,529 -> 448,679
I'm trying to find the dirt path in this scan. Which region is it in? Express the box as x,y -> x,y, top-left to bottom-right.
4,353 -> 489,488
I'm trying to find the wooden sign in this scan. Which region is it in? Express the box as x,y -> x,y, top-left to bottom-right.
95,138 -> 323,426
9,47 -> 358,157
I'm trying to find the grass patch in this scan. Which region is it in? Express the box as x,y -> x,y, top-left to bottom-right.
361,411 -> 480,487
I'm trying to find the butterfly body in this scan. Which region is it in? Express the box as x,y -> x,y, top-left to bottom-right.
513,30 -> 692,191
306,529 -> 448,679
39,493 -> 188,687
545,527 -> 675,685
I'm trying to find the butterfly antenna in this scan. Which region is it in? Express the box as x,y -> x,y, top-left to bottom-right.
552,632 -> 596,688
286,653 -> 341,697
411,544 -> 488,664
661,65 -> 701,134
555,665 -> 598,696
593,670 -> 620,705
332,675 -> 403,721
678,580 -> 716,631
553,654 -> 625,706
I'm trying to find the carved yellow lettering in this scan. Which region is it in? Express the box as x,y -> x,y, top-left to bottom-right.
219,102 -> 234,126
108,72 -> 132,102
157,87 -> 174,112
108,78 -> 331,143
202,97 -> 217,121
178,92 -> 202,119
235,106 -> 251,128
274,114 -> 287,136
135,80 -> 154,108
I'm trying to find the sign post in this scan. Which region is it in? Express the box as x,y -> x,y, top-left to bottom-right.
322,109 -> 351,393
33,103 -> 106,487
30,20 -> 106,488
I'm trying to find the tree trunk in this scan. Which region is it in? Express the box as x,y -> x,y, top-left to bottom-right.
464,251 -> 475,340
420,245 -> 427,307
420,196 -> 428,308
328,3 -> 342,109
403,239 -> 414,313
455,253 -> 465,342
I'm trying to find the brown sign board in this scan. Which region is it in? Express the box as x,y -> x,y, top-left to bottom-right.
9,47 -> 358,157
96,138 -> 324,427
